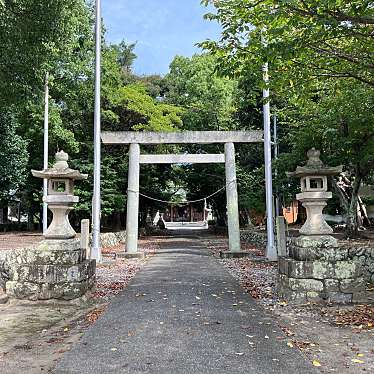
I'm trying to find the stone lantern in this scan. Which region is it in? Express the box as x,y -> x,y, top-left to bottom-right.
286,148 -> 342,240
277,149 -> 365,304
4,151 -> 95,301
32,151 -> 88,239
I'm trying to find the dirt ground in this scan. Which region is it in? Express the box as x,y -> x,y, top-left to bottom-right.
0,232 -> 43,250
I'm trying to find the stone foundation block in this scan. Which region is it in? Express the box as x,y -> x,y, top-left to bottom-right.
334,261 -> 359,279
352,291 -> 374,303
312,261 -> 336,279
277,286 -> 307,303
325,292 -> 353,303
279,258 -> 360,280
339,278 -> 366,293
279,258 -> 335,279
3,238 -> 96,301
324,279 -> 340,292
6,281 -> 41,301
288,246 -> 348,262
39,277 -> 95,300
10,247 -> 86,267
6,277 -> 95,301
290,278 -> 324,292
280,275 -> 324,292
293,236 -> 338,249
11,260 -> 95,284
278,238 -> 371,304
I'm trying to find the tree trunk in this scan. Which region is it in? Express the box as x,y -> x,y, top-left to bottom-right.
358,196 -> 370,227
345,175 -> 362,238
214,203 -> 226,227
1,205 -> 8,224
241,208 -> 253,228
331,174 -> 363,238
27,209 -> 34,231
113,212 -> 121,231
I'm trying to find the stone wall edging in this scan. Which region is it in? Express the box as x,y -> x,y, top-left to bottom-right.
89,231 -> 126,249
240,229 -> 268,249
0,231 -> 126,291
240,229 -> 374,284
345,245 -> 374,283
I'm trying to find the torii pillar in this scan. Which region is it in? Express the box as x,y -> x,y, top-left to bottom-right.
225,143 -> 241,253
125,143 -> 142,258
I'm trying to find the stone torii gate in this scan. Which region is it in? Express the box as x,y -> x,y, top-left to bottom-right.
101,130 -> 263,257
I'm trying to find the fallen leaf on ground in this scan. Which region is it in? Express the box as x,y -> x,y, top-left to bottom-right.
86,308 -> 106,324
351,359 -> 364,364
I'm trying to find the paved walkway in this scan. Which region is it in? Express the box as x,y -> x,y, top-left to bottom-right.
55,233 -> 316,374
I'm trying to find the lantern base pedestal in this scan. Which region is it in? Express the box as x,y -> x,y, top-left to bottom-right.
44,196 -> 79,240
296,193 -> 334,236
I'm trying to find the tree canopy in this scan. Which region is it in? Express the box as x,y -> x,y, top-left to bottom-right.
0,0 -> 372,236
201,0 -> 374,235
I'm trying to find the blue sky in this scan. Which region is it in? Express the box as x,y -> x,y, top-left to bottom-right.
102,0 -> 221,76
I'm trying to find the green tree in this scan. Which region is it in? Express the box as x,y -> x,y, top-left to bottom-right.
201,0 -> 374,236
114,41 -> 137,74
201,0 -> 374,90
0,112 -> 28,207
283,79 -> 374,237
165,54 -> 237,131
0,0 -> 93,106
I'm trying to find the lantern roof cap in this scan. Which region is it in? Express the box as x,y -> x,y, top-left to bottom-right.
32,150 -> 88,180
287,148 -> 342,178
